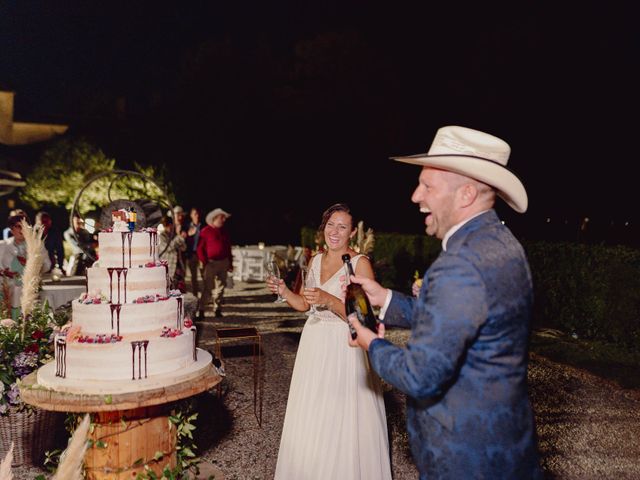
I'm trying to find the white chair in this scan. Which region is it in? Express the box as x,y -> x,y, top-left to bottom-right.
241,249 -> 266,281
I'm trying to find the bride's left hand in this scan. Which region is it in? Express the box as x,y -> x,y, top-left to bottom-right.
303,286 -> 327,306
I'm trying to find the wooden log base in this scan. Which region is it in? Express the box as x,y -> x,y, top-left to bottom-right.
19,360 -> 223,479
85,405 -> 176,480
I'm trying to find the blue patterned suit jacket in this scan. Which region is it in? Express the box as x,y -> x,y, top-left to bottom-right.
369,210 -> 542,479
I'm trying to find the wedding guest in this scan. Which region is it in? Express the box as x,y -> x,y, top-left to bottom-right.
172,205 -> 189,232
185,207 -> 202,296
35,211 -> 65,273
267,203 -> 392,480
63,213 -> 96,276
0,214 -> 51,319
158,215 -> 187,290
197,208 -> 232,318
2,208 -> 28,240
347,126 -> 543,479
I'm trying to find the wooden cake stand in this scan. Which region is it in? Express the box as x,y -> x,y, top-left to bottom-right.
20,358 -> 222,479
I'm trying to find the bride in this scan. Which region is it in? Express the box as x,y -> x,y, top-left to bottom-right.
268,203 -> 392,480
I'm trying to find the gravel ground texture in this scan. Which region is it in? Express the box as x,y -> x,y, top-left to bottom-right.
9,280 -> 640,479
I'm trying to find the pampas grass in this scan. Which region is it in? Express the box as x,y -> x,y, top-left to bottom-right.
0,442 -> 13,480
53,414 -> 90,480
361,227 -> 375,256
352,220 -> 375,256
19,219 -> 45,320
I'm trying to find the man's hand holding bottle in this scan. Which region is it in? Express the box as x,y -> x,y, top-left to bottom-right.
345,271 -> 388,350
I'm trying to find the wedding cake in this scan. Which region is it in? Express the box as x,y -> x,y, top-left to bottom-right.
37,218 -> 211,394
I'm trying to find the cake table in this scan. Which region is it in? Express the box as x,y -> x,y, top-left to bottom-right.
20,359 -> 222,479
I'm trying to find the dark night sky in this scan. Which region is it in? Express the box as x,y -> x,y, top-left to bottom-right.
1,1 -> 638,245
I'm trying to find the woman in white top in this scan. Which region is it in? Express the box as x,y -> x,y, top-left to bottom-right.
0,214 -> 51,319
268,203 -> 392,480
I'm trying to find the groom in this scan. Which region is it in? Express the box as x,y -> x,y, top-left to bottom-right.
348,126 -> 543,479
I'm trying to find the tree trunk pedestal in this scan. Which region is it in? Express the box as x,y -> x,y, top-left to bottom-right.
19,361 -> 221,479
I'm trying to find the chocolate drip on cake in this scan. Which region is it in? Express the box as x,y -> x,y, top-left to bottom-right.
107,267 -> 128,304
110,304 -> 122,336
55,337 -> 67,378
131,342 -> 136,380
131,340 -> 150,380
122,269 -> 128,303
191,326 -> 197,361
148,231 -> 158,260
176,297 -> 183,329
84,271 -> 88,294
163,263 -> 169,295
120,231 -> 133,268
143,340 -> 149,378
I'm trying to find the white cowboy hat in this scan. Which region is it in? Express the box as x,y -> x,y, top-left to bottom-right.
206,208 -> 231,225
392,125 -> 528,213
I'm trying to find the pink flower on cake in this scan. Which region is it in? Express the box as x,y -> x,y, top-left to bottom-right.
65,325 -> 81,341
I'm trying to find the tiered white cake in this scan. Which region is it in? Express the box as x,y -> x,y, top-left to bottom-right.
38,229 -> 211,394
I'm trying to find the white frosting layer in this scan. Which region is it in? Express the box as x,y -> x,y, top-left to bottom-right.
51,328 -> 197,382
37,349 -> 212,394
87,266 -> 168,303
72,297 -> 184,335
97,231 -> 159,268
54,229 -> 198,390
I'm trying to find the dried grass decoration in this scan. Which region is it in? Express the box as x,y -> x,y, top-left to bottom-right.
353,220 -> 375,255
53,414 -> 90,480
19,219 -> 45,340
0,442 -> 13,480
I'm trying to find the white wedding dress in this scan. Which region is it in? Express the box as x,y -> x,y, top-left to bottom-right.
274,253 -> 392,480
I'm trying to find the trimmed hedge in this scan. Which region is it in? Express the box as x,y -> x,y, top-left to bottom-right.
523,241 -> 640,350
302,227 -> 640,351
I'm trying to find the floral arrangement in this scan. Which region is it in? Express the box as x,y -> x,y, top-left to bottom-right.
0,219 -> 68,415
0,302 -> 60,414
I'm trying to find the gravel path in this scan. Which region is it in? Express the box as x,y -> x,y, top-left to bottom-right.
10,281 -> 640,479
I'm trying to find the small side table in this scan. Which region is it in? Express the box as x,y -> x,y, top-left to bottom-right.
20,357 -> 221,479
214,326 -> 263,426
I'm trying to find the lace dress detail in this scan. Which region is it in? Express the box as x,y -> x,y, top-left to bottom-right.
274,253 -> 392,480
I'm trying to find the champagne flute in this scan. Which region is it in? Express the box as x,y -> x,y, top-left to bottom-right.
304,268 -> 327,313
266,260 -> 287,303
303,267 -> 321,314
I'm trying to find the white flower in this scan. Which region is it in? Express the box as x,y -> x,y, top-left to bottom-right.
0,318 -> 16,328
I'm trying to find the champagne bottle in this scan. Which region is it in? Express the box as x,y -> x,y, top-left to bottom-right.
342,254 -> 378,340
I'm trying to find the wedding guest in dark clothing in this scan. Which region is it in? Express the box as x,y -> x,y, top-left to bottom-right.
35,211 -> 65,273
185,207 -> 202,297
63,213 -> 96,276
197,208 -> 232,319
158,215 -> 187,290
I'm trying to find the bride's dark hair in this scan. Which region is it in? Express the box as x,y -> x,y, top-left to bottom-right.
318,203 -> 354,233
